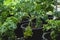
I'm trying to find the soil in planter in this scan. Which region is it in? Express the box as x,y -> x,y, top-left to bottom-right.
56,33 -> 60,40
14,17 -> 29,38
32,29 -> 43,40
14,23 -> 23,38
44,32 -> 52,40
2,35 -> 8,40
25,29 -> 43,40
48,15 -> 53,19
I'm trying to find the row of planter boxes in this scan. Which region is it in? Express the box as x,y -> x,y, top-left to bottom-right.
1,14 -> 60,40
14,15 -> 59,40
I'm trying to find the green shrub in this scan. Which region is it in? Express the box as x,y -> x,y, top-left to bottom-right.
0,0 -> 54,39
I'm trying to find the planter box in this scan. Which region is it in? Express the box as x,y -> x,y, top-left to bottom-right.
56,33 -> 60,40
14,23 -> 24,38
21,23 -> 43,40
42,32 -> 52,40
14,17 -> 29,38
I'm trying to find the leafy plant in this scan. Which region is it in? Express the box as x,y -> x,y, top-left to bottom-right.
43,20 -> 60,40
24,26 -> 33,38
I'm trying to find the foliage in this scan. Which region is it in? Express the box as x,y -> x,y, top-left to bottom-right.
0,0 -> 54,39
24,26 -> 33,38
43,20 -> 60,40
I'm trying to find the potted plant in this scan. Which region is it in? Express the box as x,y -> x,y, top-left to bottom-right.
20,18 -> 43,40
43,20 -> 60,40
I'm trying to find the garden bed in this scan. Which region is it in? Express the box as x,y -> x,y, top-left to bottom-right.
1,0 -> 59,40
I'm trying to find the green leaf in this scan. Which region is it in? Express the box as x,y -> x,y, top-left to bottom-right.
24,26 -> 33,38
6,17 -> 18,23
3,0 -> 12,6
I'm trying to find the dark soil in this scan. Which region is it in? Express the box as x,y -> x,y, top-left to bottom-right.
48,15 -> 53,19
